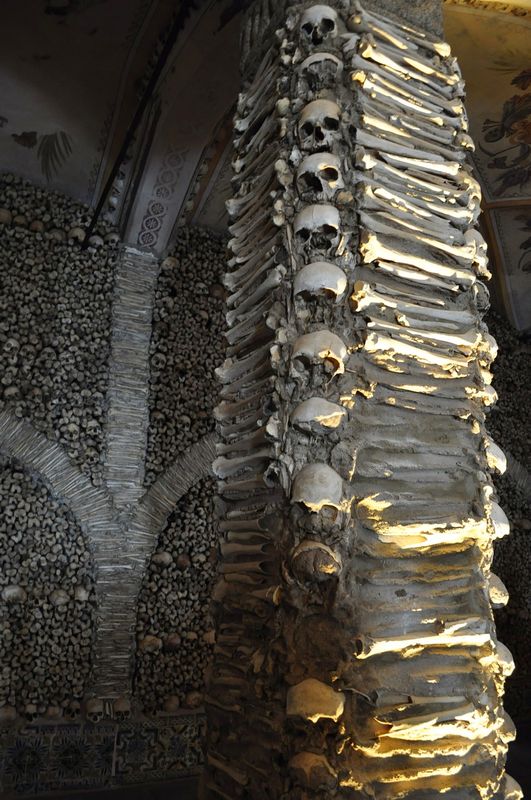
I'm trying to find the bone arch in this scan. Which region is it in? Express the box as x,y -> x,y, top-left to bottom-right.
0,408 -> 216,701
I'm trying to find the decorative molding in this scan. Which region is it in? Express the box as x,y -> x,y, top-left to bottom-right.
137,147 -> 189,249
444,0 -> 531,18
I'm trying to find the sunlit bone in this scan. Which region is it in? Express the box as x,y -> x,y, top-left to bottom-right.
488,573 -> 509,609
286,678 -> 345,722
490,503 -> 510,539
294,262 -> 347,301
356,129 -> 460,172
358,211 -> 478,267
355,76 -> 465,130
348,4 -> 451,58
300,5 -> 338,46
360,205 -> 466,255
354,67 -> 466,124
503,774 -> 524,799
298,99 -> 341,152
360,231 -> 476,287
291,397 -> 347,434
357,35 -> 460,89
357,178 -> 475,228
349,55 -> 463,115
291,463 -> 344,513
366,159 -> 480,213
292,330 -> 348,374
296,153 -> 344,200
375,701 -> 494,742
346,353 -> 492,402
354,617 -> 493,659
351,281 -> 476,327
366,318 -> 483,356
358,111 -> 462,161
484,436 -> 506,474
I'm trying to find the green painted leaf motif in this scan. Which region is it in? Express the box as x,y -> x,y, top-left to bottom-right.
36,131 -> 73,181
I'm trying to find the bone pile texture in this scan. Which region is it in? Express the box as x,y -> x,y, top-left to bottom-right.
203,2 -> 522,798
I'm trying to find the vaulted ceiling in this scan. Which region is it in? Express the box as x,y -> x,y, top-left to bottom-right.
0,0 -> 529,328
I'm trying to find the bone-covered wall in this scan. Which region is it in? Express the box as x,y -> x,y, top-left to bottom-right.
0,174 -> 230,793
203,2 -> 525,797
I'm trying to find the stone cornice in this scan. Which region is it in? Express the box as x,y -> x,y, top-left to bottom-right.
444,0 -> 531,19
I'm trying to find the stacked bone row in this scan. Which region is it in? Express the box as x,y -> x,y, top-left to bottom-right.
204,2 -> 522,799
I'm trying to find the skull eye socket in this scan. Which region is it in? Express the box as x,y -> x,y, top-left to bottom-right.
301,121 -> 314,137
301,22 -> 314,35
296,227 -> 312,242
321,18 -> 336,34
320,167 -> 338,183
324,116 -> 339,131
321,224 -> 338,238
300,171 -> 323,193
320,504 -> 339,522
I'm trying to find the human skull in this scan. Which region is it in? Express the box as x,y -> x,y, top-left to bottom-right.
290,539 -> 342,582
298,100 -> 341,152
292,330 -> 347,377
2,585 -> 27,603
164,695 -> 181,713
3,338 -> 20,355
294,204 -> 341,254
24,703 -> 39,722
293,262 -> 347,302
113,696 -> 131,721
68,226 -> 85,243
65,701 -> 81,720
296,153 -> 344,200
300,5 -> 338,45
299,53 -> 343,91
74,585 -> 90,602
0,705 -> 17,725
86,697 -> 104,724
291,463 -> 344,514
50,589 -> 69,607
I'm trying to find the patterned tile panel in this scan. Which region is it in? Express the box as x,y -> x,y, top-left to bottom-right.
0,714 -> 203,796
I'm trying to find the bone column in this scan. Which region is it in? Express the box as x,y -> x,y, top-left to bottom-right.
202,2 -> 521,798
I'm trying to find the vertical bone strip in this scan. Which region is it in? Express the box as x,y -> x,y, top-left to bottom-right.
203,2 -> 521,798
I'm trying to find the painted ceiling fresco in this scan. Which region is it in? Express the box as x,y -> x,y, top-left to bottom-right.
444,0 -> 531,329
0,0 -> 529,329
0,0 -> 176,203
